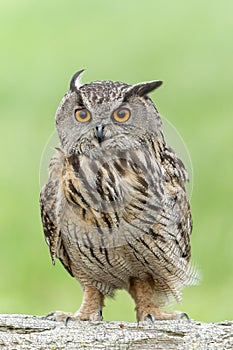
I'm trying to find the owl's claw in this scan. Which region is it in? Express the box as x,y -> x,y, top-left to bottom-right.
145,313 -> 155,323
44,309 -> 103,323
136,308 -> 191,323
96,310 -> 103,321
65,316 -> 73,326
44,311 -> 74,323
177,312 -> 190,322
44,311 -> 56,319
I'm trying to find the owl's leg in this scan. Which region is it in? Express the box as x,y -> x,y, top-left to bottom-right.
129,278 -> 188,322
74,285 -> 105,321
45,285 -> 104,322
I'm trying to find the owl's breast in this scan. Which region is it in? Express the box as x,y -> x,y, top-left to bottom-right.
63,148 -> 162,207
60,149 -> 166,248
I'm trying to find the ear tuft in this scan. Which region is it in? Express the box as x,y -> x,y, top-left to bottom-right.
124,80 -> 163,100
70,69 -> 85,91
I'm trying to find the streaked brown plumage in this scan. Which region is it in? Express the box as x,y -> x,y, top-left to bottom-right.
40,70 -> 198,322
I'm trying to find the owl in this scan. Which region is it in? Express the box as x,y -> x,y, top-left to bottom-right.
40,69 -> 197,323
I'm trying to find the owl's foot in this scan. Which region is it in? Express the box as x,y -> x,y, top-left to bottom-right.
74,285 -> 104,321
129,277 -> 190,323
45,285 -> 105,322
44,309 -> 103,323
73,309 -> 103,321
45,311 -> 74,323
139,307 -> 190,322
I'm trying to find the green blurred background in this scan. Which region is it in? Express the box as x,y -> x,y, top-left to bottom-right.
1,0 -> 232,322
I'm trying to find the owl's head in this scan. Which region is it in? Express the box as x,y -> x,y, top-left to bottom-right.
56,70 -> 163,157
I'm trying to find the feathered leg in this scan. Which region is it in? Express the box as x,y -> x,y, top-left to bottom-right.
129,277 -> 188,322
45,285 -> 104,322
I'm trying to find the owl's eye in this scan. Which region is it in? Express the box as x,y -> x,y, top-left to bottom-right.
112,108 -> 131,123
74,108 -> 92,123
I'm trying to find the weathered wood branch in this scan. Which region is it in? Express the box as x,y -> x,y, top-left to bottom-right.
0,314 -> 232,349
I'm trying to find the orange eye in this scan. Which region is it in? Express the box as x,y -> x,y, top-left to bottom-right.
74,109 -> 91,123
112,108 -> 131,123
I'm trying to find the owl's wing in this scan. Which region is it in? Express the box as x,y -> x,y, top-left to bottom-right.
160,143 -> 192,237
162,144 -> 189,186
40,149 -> 74,277
151,141 -> 194,278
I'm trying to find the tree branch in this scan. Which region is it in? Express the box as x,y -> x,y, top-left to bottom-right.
0,314 -> 232,349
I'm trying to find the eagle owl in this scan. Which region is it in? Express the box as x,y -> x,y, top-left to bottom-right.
40,70 -> 197,322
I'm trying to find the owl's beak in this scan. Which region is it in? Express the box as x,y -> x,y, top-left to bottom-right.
95,124 -> 104,144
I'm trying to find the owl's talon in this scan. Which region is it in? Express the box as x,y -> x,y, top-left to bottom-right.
96,310 -> 103,321
145,313 -> 154,323
178,312 -> 190,322
65,316 -> 73,326
44,311 -> 56,319
43,311 -> 74,322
